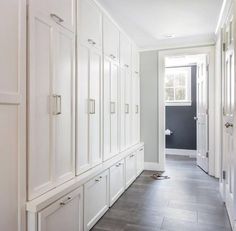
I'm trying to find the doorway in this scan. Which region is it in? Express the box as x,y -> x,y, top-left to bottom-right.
158,46 -> 216,175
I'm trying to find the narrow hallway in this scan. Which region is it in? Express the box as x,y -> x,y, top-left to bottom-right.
92,156 -> 231,231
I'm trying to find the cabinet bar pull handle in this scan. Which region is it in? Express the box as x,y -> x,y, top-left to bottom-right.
125,104 -> 129,114
110,102 -> 116,114
136,105 -> 139,114
60,196 -> 72,206
53,95 -> 62,115
50,13 -> 64,23
139,148 -> 144,151
124,64 -> 129,68
57,95 -> 62,115
89,99 -> 95,114
88,39 -> 96,45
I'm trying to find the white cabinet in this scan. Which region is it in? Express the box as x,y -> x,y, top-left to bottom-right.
136,147 -> 144,176
38,187 -> 83,231
84,170 -> 109,230
28,10 -> 75,200
103,57 -> 119,160
30,0 -> 76,32
78,0 -> 102,50
109,160 -> 125,206
76,44 -> 102,175
125,153 -> 136,188
103,16 -> 119,62
120,33 -> 131,68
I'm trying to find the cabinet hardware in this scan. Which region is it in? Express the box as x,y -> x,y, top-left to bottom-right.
225,122 -> 233,128
223,170 -> 226,180
53,95 -> 62,115
50,13 -> 64,23
88,39 -> 96,45
125,104 -> 129,114
99,176 -> 102,179
119,163 -> 123,166
139,148 -> 143,151
89,99 -> 96,114
110,102 -> 116,114
110,54 -> 116,59
116,164 -> 120,167
194,116 -> 198,121
60,196 -> 72,206
135,71 -> 139,74
124,64 -> 129,68
135,105 -> 139,114
95,179 -> 100,182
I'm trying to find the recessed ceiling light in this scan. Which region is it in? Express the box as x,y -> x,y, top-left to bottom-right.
164,34 -> 175,39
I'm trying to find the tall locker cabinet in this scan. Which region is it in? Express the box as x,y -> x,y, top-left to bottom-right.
28,6 -> 76,200
76,0 -> 102,175
103,16 -> 119,160
120,33 -> 132,151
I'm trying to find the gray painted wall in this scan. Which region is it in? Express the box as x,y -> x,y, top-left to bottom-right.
140,51 -> 159,163
166,65 -> 197,150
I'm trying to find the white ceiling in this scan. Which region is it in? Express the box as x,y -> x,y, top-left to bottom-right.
96,0 -> 223,50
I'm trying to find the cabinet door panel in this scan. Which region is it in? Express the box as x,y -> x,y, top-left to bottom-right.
89,50 -> 102,166
110,160 -> 125,206
54,27 -> 75,184
78,0 -> 102,50
76,44 -> 90,174
120,68 -> 126,151
84,171 -> 109,230
103,16 -> 119,61
120,33 -> 131,67
125,153 -> 136,188
110,62 -> 119,155
38,187 -> 83,231
28,11 -> 54,199
103,58 -> 111,160
136,147 -> 144,176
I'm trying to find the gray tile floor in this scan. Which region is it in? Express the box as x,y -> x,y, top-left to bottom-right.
92,155 -> 232,231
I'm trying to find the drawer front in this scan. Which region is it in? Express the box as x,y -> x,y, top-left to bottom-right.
84,170 -> 109,230
109,160 -> 125,206
125,153 -> 136,188
136,147 -> 144,176
38,187 -> 83,231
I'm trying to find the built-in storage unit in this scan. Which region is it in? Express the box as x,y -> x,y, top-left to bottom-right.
125,152 -> 137,188
109,160 -> 125,206
38,187 -> 83,231
84,170 -> 109,231
27,0 -> 143,230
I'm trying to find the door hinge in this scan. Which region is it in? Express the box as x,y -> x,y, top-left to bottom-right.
223,43 -> 226,52
206,152 -> 209,158
223,170 -> 226,180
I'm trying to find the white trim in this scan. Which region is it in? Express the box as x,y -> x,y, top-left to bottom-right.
158,46 -> 215,176
144,162 -> 165,171
165,149 -> 197,158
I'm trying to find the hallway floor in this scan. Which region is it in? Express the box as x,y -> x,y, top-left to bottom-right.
92,155 -> 231,231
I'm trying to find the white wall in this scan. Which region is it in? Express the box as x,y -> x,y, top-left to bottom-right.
140,51 -> 161,169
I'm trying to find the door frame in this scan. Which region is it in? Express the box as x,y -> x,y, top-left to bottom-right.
158,46 -> 216,176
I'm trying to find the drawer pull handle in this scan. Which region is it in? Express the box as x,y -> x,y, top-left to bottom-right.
110,54 -> 116,59
50,13 -> 64,23
88,39 -> 96,45
89,99 -> 96,114
60,196 -> 72,206
53,95 -> 62,115
116,163 -> 120,167
136,105 -> 139,114
95,179 -> 100,182
125,104 -> 129,114
110,102 -> 116,114
139,148 -> 144,151
124,64 -> 129,68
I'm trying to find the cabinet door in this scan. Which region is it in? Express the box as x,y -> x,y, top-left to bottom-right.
103,58 -> 111,160
84,170 -> 109,230
109,160 -> 125,206
54,27 -> 75,184
120,67 -> 126,151
38,187 -> 83,231
76,44 -> 90,175
89,49 -> 102,166
125,153 -> 136,188
103,16 -> 119,61
120,33 -> 131,68
110,62 -> 119,155
78,0 -> 102,50
125,67 -> 132,148
136,147 -> 144,176
28,10 -> 55,200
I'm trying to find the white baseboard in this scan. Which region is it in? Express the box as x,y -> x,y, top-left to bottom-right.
144,162 -> 165,171
165,148 -> 197,158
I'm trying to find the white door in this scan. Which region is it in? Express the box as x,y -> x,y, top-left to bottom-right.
76,44 -> 90,174
125,153 -> 136,188
89,48 -> 102,166
120,67 -> 126,151
28,10 -> 55,199
222,16 -> 235,226
38,187 -> 83,231
54,26 -> 75,184
196,55 -> 209,172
